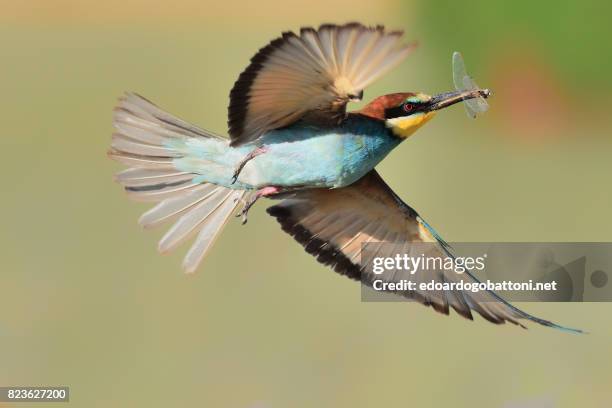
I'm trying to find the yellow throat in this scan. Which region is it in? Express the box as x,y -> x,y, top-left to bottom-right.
386,111 -> 436,139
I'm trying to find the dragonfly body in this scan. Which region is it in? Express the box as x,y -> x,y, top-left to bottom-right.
170,114 -> 399,190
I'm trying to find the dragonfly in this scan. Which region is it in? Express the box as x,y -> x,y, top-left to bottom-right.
452,51 -> 491,118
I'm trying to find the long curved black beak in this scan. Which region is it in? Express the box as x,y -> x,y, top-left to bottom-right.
428,89 -> 491,111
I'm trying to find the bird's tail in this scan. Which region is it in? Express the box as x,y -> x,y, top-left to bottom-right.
109,92 -> 254,273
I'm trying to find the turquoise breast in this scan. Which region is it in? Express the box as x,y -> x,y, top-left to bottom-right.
246,115 -> 400,189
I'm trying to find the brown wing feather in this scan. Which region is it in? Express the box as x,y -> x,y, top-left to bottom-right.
228,23 -> 415,146
267,170 -> 575,330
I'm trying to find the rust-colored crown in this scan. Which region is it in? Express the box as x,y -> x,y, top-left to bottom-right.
355,92 -> 415,121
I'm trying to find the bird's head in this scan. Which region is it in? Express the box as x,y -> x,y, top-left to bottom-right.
357,89 -> 490,139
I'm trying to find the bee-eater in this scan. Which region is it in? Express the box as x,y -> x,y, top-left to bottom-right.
110,23 -> 580,332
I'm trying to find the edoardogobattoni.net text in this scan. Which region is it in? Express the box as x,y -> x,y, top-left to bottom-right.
372,279 -> 558,293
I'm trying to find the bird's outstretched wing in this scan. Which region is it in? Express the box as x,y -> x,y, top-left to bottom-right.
267,170 -> 581,332
228,23 -> 415,146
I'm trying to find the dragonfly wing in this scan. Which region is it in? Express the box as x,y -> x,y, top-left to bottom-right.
463,75 -> 489,114
453,51 -> 489,118
452,51 -> 467,91
463,103 -> 477,119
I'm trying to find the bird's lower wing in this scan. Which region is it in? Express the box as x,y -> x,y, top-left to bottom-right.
267,170 -> 581,332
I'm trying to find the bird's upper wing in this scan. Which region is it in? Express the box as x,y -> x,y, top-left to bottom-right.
228,23 -> 415,146
267,170 -> 579,331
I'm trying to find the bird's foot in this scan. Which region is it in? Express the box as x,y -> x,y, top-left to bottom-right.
237,186 -> 280,224
231,146 -> 268,184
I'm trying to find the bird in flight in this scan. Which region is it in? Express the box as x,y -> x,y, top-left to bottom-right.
109,23 -> 580,332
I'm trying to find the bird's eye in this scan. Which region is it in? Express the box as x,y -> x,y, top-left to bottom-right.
403,103 -> 414,112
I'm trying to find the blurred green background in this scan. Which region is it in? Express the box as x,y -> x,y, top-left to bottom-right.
1,1 -> 611,407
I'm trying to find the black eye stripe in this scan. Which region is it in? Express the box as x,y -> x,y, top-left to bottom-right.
384,102 -> 424,119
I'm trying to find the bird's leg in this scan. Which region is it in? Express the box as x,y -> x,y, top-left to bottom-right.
231,146 -> 268,184
237,186 -> 280,224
